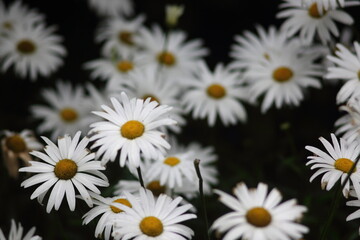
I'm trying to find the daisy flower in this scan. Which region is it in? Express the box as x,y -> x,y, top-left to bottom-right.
0,23 -> 66,80
302,0 -> 360,11
277,0 -> 354,44
335,97 -> 360,143
87,0 -> 133,17
305,133 -> 360,198
135,25 -> 208,78
182,61 -> 248,126
0,219 -> 41,240
165,5 -> 184,28
89,92 -> 176,168
82,193 -> 133,240
346,197 -> 360,234
112,188 -> 196,240
19,131 -> 109,213
31,81 -> 95,140
211,182 -> 308,240
326,42 -> 360,103
246,42 -> 322,113
1,129 -> 42,179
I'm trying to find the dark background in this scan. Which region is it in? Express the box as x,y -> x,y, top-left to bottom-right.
1,0 -> 359,239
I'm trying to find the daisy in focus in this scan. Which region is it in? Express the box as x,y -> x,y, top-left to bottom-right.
305,133 -> 360,198
182,61 -> 248,126
89,92 -> 176,168
112,188 -> 196,240
1,129 -> 42,179
335,97 -> 360,143
87,0 -> 134,17
0,219 -> 41,240
277,0 -> 354,44
0,23 -> 66,80
19,131 -> 109,213
211,182 -> 308,240
31,81 -> 95,140
326,42 -> 360,103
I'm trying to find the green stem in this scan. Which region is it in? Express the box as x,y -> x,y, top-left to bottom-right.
137,167 -> 145,189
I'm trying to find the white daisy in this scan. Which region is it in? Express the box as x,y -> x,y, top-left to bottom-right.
0,23 -> 66,80
0,219 -> 41,240
277,0 -> 354,44
302,0 -> 360,12
96,15 -> 145,56
211,182 -> 308,240
182,61 -> 247,126
346,197 -> 360,234
1,129 -> 42,178
87,0 -> 133,17
112,188 -> 196,240
135,25 -> 208,78
31,81 -> 95,140
326,42 -> 360,103
305,133 -> 360,198
335,97 -> 360,143
19,131 -> 109,213
89,92 -> 176,168
82,193 -> 133,240
246,42 -> 322,113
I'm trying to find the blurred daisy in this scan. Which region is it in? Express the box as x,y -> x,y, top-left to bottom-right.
89,92 -> 176,168
247,43 -> 322,113
305,133 -> 360,198
136,25 -> 208,78
0,23 -> 66,80
31,81 -> 95,140
82,193 -> 133,240
96,15 -> 145,56
1,129 -> 42,179
19,131 -> 109,213
302,0 -> 360,11
335,98 -> 360,143
112,188 -> 196,240
87,0 -> 133,17
182,61 -> 248,126
165,4 -> 184,28
211,182 -> 308,240
277,0 -> 354,44
0,219 -> 41,240
326,42 -> 360,103
346,197 -> 360,234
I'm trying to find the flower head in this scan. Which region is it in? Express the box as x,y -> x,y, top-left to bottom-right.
0,219 -> 41,240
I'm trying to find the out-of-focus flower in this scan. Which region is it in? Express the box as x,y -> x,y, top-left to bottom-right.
87,0 -> 133,17
165,5 -> 184,28
0,219 -> 41,240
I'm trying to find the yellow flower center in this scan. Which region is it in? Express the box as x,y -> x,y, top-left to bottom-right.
142,94 -> 160,103
207,84 -> 226,99
54,159 -> 78,180
308,3 -> 326,18
117,60 -> 134,73
139,216 -> 164,237
272,67 -> 294,83
5,135 -> 27,153
59,108 -> 78,122
110,198 -> 132,213
118,31 -> 134,46
264,53 -> 270,60
334,158 -> 356,173
17,39 -> 36,54
2,21 -> 12,30
357,70 -> 360,80
120,120 -> 145,139
146,181 -> 166,197
163,157 -> 180,167
246,207 -> 272,227
157,51 -> 176,66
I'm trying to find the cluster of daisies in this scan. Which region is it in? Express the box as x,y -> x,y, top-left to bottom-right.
3,0 -> 360,239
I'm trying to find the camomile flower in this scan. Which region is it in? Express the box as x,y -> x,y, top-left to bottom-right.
89,92 -> 176,168
305,133 -> 360,198
19,131 -> 109,213
182,61 -> 248,126
302,0 -> 360,12
211,182 -> 308,240
277,0 -> 354,44
87,0 -> 133,17
326,42 -> 360,103
247,43 -> 322,113
0,23 -> 66,80
346,197 -> 360,234
1,129 -> 42,179
0,219 -> 41,240
335,98 -> 360,143
135,25 -> 208,78
82,193 -> 133,240
31,81 -> 95,140
112,188 -> 196,240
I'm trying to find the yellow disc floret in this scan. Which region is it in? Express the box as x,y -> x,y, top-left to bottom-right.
207,84 -> 226,99
54,159 -> 78,180
334,158 -> 356,173
110,198 -> 132,213
139,216 -> 164,237
308,3 -> 326,19
146,181 -> 166,197
157,51 -> 176,66
163,157 -> 180,167
17,39 -> 36,54
121,120 -> 145,139
142,94 -> 160,103
5,135 -> 27,153
117,60 -> 134,73
118,31 -> 134,46
272,67 -> 294,83
60,108 -> 78,123
246,207 -> 272,227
